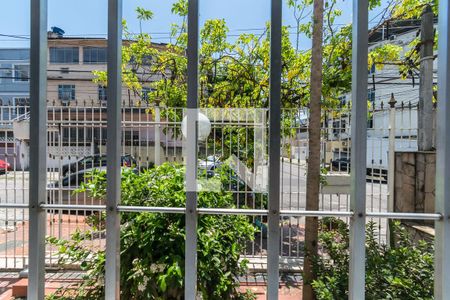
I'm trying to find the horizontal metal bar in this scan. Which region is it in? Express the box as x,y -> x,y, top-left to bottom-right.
117,205 -> 185,214
280,210 -> 354,217
36,204 -> 444,221
366,212 -> 442,220
197,208 -> 268,215
0,203 -> 29,209
40,204 -> 107,211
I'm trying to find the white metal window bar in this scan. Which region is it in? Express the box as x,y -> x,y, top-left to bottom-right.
25,0 -> 450,299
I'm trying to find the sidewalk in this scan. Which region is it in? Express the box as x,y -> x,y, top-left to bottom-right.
0,271 -> 302,299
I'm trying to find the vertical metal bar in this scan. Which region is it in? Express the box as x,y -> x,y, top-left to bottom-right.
105,0 -> 122,298
387,94 -> 396,247
185,0 -> 199,298
155,105 -> 161,166
349,0 -> 368,299
28,0 -> 47,298
267,0 -> 282,298
435,0 -> 450,298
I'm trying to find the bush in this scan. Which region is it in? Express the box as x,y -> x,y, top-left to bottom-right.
47,163 -> 256,300
312,218 -> 434,300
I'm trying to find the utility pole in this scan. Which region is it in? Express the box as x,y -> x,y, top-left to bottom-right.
418,4 -> 434,151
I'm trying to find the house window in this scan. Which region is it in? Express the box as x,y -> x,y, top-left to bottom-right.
98,85 -> 107,101
13,64 -> 29,82
83,47 -> 107,64
367,87 -> 375,104
50,47 -> 79,64
332,120 -> 346,136
58,85 -> 76,101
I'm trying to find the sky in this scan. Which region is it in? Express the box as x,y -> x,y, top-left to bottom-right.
0,0 -> 387,50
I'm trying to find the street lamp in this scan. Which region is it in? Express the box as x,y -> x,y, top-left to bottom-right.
181,111 -> 211,142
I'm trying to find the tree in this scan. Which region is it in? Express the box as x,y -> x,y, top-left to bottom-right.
136,7 -> 154,34
303,0 -> 324,299
93,0 -> 402,110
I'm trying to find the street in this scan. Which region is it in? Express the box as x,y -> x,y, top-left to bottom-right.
0,166 -> 388,226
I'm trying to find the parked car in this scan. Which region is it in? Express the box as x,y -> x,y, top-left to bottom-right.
331,157 -> 350,172
331,157 -> 388,182
198,155 -> 222,171
0,159 -> 11,174
61,154 -> 137,177
48,166 -> 138,209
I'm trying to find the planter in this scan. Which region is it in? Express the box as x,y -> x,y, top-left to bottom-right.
321,173 -> 351,194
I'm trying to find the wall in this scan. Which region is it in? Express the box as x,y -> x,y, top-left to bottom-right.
394,151 -> 436,223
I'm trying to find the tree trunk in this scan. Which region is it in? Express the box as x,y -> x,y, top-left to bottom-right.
303,0 -> 324,299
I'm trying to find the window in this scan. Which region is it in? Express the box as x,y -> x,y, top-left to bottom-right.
83,47 -> 107,64
124,130 -> 140,144
58,85 -> 76,101
50,47 -> 79,64
13,64 -> 29,82
332,120 -> 346,136
98,85 -> 107,101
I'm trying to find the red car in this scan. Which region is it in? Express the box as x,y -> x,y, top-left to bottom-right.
0,160 -> 11,174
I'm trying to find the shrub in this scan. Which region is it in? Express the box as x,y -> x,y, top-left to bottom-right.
312,218 -> 434,300
47,163 -> 256,299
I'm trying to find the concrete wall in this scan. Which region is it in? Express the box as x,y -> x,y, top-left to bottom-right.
394,151 -> 436,219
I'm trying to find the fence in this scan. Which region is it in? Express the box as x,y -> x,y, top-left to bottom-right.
0,100 -> 432,267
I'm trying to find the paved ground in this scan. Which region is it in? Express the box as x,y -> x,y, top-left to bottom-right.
0,271 -> 302,299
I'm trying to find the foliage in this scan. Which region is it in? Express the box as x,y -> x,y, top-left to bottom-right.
47,164 -> 256,300
312,218 -> 434,300
380,0 -> 438,82
92,0 -> 403,110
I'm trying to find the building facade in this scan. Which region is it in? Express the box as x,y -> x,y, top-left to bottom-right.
0,35 -> 171,170
0,48 -> 30,120
47,36 -> 165,106
327,20 -> 438,177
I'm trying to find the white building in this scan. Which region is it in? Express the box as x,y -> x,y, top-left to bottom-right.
328,19 -> 437,176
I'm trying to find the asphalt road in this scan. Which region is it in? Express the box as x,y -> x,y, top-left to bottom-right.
279,160 -> 388,213
0,166 -> 388,226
